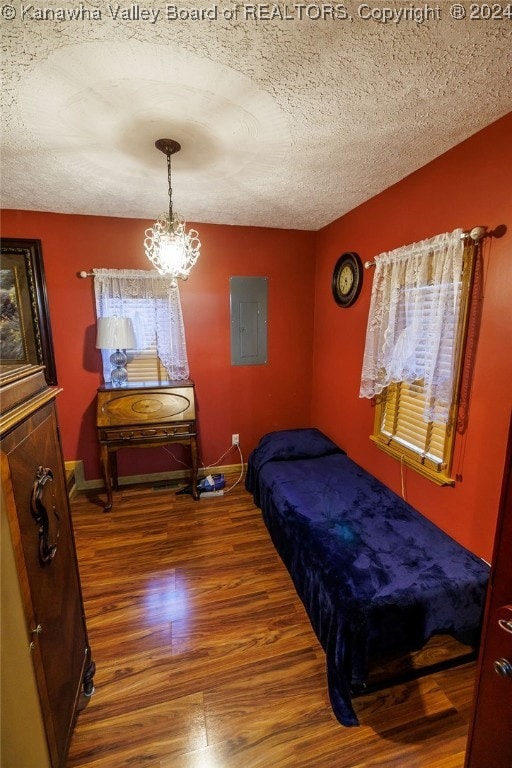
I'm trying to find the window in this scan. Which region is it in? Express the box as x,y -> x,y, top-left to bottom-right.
125,339 -> 169,384
360,232 -> 477,485
372,380 -> 454,484
94,269 -> 189,384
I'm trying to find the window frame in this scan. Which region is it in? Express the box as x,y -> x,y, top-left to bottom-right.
370,243 -> 477,486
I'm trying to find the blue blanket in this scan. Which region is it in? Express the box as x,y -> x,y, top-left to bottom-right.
246,429 -> 489,726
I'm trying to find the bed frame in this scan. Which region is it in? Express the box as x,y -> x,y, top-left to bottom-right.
246,428 -> 489,726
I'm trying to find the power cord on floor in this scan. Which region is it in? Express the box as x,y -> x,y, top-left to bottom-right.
162,441 -> 245,495
201,441 -> 245,494
221,442 -> 244,494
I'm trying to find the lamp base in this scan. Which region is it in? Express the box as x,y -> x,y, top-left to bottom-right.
109,349 -> 128,387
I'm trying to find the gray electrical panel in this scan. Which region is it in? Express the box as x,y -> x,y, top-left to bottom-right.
230,276 -> 268,366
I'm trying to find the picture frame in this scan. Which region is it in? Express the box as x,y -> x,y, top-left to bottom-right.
0,238 -> 57,386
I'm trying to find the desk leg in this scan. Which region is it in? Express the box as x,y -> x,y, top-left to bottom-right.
110,450 -> 119,491
190,436 -> 200,501
99,444 -> 113,512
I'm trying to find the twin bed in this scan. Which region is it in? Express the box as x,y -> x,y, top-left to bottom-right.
245,428 -> 489,726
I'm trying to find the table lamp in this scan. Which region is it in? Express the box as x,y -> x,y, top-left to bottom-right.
96,316 -> 136,387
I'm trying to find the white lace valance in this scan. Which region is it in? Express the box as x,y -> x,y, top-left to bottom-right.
359,229 -> 465,423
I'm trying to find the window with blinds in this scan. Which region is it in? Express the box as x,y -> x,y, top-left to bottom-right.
125,339 -> 170,384
370,245 -> 476,485
117,298 -> 171,384
373,380 -> 449,475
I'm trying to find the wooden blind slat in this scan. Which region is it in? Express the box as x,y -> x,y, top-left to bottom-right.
381,379 -> 447,462
126,341 -> 169,383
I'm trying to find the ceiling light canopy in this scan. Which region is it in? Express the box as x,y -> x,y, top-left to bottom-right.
144,139 -> 201,286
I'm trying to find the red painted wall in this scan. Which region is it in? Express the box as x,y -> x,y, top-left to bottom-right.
311,112 -> 512,561
2,113 -> 510,560
0,211 -> 316,480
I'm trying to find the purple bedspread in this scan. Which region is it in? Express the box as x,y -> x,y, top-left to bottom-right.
245,429 -> 489,726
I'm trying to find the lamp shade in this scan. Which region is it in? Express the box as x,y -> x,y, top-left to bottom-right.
96,317 -> 136,350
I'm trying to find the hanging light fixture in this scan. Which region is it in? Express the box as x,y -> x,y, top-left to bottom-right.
144,139 -> 201,286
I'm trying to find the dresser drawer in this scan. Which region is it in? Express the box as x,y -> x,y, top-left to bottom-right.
99,422 -> 195,443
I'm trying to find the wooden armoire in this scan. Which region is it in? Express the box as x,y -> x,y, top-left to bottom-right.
0,365 -> 95,767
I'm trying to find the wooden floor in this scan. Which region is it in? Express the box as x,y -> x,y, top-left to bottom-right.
66,475 -> 476,768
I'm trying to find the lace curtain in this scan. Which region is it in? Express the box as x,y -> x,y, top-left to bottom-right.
94,269 -> 190,382
359,229 -> 465,423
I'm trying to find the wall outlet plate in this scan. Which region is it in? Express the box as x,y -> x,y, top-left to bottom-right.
232,434 -> 239,445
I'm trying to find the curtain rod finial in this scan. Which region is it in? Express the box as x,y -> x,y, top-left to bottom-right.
469,226 -> 486,241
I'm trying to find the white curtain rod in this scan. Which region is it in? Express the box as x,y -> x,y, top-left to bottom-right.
363,226 -> 487,270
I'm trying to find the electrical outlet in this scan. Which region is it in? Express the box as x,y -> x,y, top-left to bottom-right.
232,434 -> 239,446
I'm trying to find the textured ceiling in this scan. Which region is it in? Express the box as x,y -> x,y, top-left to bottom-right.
1,4 -> 511,230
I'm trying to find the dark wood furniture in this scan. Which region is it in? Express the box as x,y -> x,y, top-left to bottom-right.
0,366 -> 95,768
465,415 -> 512,768
97,380 -> 199,511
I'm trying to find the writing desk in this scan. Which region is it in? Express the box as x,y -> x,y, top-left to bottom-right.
96,380 -> 199,511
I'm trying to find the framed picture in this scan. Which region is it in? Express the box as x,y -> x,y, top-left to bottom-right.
0,238 -> 57,385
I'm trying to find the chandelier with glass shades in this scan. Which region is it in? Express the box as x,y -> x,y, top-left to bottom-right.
144,139 -> 201,286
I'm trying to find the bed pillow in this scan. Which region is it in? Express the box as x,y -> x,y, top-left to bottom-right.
245,427 -> 345,499
256,428 -> 344,461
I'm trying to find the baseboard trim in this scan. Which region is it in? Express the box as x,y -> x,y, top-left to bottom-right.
65,460 -> 244,494
65,460 -> 83,498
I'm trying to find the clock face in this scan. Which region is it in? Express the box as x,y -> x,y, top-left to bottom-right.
338,264 -> 354,295
332,252 -> 363,307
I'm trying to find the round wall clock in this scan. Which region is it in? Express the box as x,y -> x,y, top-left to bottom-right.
332,251 -> 363,307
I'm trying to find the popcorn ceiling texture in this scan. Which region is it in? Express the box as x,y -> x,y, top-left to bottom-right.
1,6 -> 511,230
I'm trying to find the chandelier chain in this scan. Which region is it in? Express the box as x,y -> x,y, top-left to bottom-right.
167,151 -> 174,222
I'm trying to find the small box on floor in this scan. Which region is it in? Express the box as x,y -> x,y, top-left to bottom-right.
198,474 -> 225,492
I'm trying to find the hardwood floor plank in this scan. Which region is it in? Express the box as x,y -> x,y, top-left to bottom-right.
67,478 -> 476,768
69,693 -> 208,767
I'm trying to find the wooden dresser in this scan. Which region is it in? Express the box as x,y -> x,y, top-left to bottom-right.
96,380 -> 199,511
1,366 -> 95,768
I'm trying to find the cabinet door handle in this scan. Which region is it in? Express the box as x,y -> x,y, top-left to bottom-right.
498,618 -> 512,635
494,658 -> 512,678
30,466 -> 59,566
